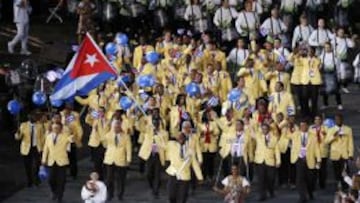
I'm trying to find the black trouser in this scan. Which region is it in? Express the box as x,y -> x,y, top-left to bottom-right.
67,143 -> 77,179
318,158 -> 328,189
300,85 -> 319,118
48,164 -> 67,201
167,175 -> 190,203
202,152 -> 216,180
23,147 -> 41,186
146,153 -> 162,195
223,156 -> 247,177
256,163 -> 276,199
332,159 -> 349,190
296,158 -> 316,202
278,148 -> 296,186
323,92 -> 342,106
90,146 -> 105,180
106,165 -> 127,199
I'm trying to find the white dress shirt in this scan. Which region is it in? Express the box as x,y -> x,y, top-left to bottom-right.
320,51 -> 339,72
299,133 -> 308,158
235,11 -> 258,36
213,7 -> 238,28
184,5 -> 202,21
81,181 -> 107,203
227,48 -> 249,66
13,0 -> 31,24
260,17 -> 287,36
292,24 -> 314,48
231,132 -> 244,157
308,28 -> 335,47
29,123 -> 37,147
332,37 -> 355,60
280,0 -> 302,13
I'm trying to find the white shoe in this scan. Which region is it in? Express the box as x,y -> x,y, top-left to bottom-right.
8,42 -> 14,54
342,87 -> 350,94
320,105 -> 329,110
20,50 -> 31,56
338,105 -> 343,110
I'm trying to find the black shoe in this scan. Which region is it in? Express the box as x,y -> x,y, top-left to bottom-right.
309,193 -> 314,200
27,182 -> 33,188
269,192 -> 275,198
118,195 -> 123,201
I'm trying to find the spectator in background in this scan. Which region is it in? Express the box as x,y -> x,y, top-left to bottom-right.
81,172 -> 107,203
8,0 -> 32,55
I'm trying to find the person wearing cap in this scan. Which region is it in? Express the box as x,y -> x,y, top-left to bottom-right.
166,129 -> 203,203
325,113 -> 354,190
81,172 -> 107,203
88,107 -> 110,180
103,119 -> 132,201
268,81 -> 295,120
60,103 -> 83,180
289,119 -> 321,203
15,112 -> 45,187
253,123 -> 281,201
42,122 -> 72,202
138,117 -> 169,197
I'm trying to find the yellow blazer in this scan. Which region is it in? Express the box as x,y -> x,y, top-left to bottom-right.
42,132 -> 72,166
253,132 -> 281,167
133,45 -> 154,68
325,125 -> 354,161
300,57 -> 322,85
309,125 -> 329,158
60,111 -> 83,148
202,49 -> 227,70
268,91 -> 295,118
198,121 -> 220,153
217,70 -> 233,102
278,123 -> 299,153
89,118 -> 110,148
165,140 -> 203,181
219,130 -> 253,165
290,55 -> 304,85
103,132 -> 132,167
169,106 -> 185,138
138,129 -> 169,166
265,71 -> 291,94
237,68 -> 267,103
289,131 -> 321,169
15,121 -> 45,155
215,117 -> 236,148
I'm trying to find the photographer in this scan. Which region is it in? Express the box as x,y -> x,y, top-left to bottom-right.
81,172 -> 107,203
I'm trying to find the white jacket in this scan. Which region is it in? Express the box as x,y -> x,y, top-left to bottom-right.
81,181 -> 107,203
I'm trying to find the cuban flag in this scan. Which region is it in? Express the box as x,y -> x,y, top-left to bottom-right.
50,33 -> 117,101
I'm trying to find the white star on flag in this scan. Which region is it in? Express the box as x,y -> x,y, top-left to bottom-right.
84,53 -> 99,67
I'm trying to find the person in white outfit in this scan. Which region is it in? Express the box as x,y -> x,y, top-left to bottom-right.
353,52 -> 360,85
81,172 -> 107,203
8,0 -> 32,56
292,14 -> 314,49
235,1 -> 259,38
227,38 -> 249,67
308,18 -> 335,56
184,0 -> 207,33
260,7 -> 287,39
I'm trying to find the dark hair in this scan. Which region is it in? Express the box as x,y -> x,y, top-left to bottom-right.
176,94 -> 186,107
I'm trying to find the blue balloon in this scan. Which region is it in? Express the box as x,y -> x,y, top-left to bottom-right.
50,98 -> 63,108
185,82 -> 200,97
146,52 -> 160,64
32,91 -> 47,106
105,42 -> 117,56
323,118 -> 335,128
137,74 -> 156,88
227,89 -> 242,102
119,96 -> 133,110
38,166 -> 49,181
118,75 -> 131,86
116,33 -> 129,45
7,100 -> 21,115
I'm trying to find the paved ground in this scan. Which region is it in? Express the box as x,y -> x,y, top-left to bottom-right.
1,15 -> 360,203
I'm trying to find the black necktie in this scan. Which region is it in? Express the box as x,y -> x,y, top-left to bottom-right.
302,134 -> 307,147
180,144 -> 185,159
53,134 -> 58,145
30,124 -> 34,147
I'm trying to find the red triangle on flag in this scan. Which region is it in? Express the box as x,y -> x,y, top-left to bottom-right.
70,34 -> 117,78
